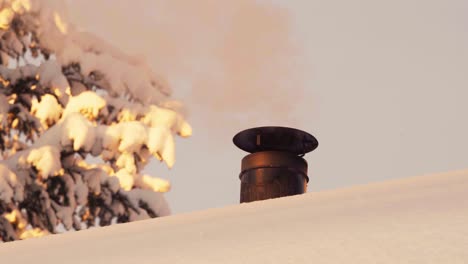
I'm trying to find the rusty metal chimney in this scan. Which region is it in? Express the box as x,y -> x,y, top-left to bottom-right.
233,126 -> 318,203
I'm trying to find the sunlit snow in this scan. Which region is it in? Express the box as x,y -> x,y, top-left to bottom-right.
0,0 -> 191,241
0,170 -> 466,263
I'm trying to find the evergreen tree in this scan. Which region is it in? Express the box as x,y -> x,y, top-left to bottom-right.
0,0 -> 191,241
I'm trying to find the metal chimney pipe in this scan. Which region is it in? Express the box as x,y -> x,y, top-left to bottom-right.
233,126 -> 319,203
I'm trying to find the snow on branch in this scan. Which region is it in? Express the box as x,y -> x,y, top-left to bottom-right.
0,0 -> 191,242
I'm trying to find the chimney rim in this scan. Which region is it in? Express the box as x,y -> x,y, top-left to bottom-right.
233,126 -> 318,155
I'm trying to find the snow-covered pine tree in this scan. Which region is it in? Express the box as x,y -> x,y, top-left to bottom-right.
0,0 -> 191,241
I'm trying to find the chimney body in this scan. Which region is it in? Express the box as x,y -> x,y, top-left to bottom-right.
233,127 -> 318,203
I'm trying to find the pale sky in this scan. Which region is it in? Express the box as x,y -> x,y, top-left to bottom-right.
68,0 -> 468,214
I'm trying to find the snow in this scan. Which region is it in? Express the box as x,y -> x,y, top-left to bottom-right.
74,180 -> 88,205
0,164 -> 17,201
1,0 -> 172,103
114,169 -> 134,191
143,105 -> 192,137
62,91 -> 106,120
59,113 -> 96,152
2,145 -> 61,180
54,205 -> 73,230
114,122 -> 147,154
0,64 -> 37,84
24,145 -> 61,178
10,0 -> 32,14
31,94 -> 63,127
0,8 -> 14,29
126,189 -> 171,217
99,121 -> 177,168
37,60 -> 70,98
0,169 -> 466,263
19,228 -> 48,240
42,16 -> 170,104
0,0 -> 192,240
135,174 -> 171,193
0,94 -> 8,128
81,168 -> 104,195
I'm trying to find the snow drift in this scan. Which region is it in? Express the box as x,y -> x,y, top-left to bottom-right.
0,169 -> 466,263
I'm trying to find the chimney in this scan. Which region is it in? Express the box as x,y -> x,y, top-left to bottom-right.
233,126 -> 318,203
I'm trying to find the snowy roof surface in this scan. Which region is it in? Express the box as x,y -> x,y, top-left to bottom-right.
1,169 -> 467,263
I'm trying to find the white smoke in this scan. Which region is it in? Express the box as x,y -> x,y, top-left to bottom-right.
67,0 -> 306,125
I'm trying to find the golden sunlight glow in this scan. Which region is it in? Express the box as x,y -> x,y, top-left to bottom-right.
0,8 -> 14,29
75,160 -> 115,175
19,228 -> 49,240
11,0 -> 32,13
118,109 -> 137,122
0,76 -> 10,86
53,87 -> 63,97
3,209 -> 27,230
8,94 -> 17,104
54,11 -> 68,34
11,118 -> 19,128
179,122 -> 192,137
3,210 -> 17,223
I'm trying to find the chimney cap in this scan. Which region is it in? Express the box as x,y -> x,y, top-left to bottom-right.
233,126 -> 318,155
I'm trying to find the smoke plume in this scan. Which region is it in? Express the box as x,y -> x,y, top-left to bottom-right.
67,0 -> 305,125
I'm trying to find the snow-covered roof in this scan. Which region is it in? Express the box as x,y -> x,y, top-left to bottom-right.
1,169 -> 467,263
